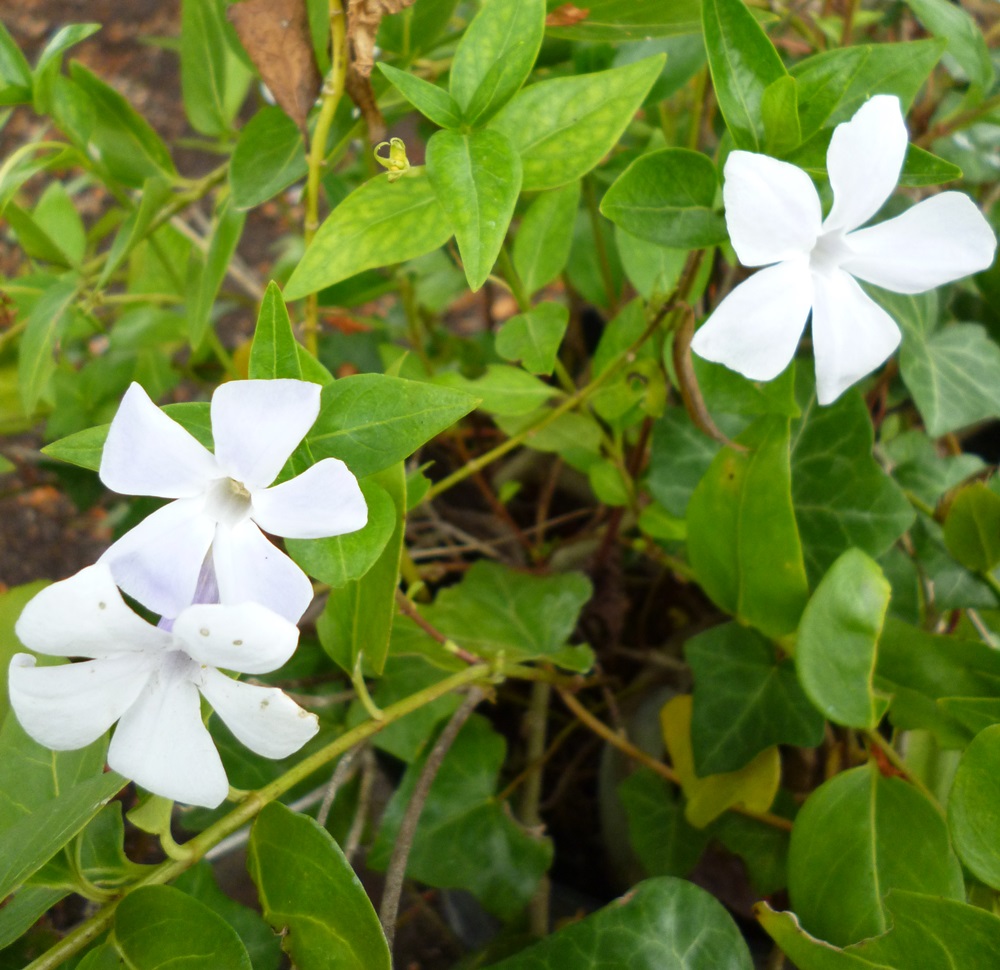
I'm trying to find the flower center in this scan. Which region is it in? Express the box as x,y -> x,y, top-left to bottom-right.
204,476 -> 253,527
810,228 -> 853,277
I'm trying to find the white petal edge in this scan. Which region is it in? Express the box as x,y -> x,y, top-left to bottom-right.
823,95 -> 907,234
250,458 -> 368,540
810,268 -> 901,405
691,258 -> 815,382
211,380 -> 322,489
199,668 -> 319,760
9,653 -> 154,750
100,499 -> 216,620
15,563 -> 171,659
173,601 -> 300,674
722,152 -> 822,267
211,520 -> 314,623
100,383 -> 221,498
108,653 -> 229,808
842,192 -> 998,294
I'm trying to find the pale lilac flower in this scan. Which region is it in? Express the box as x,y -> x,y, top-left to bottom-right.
99,380 -> 367,623
691,95 -> 997,404
9,564 -> 318,808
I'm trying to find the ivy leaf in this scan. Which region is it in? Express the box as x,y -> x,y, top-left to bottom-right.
943,481 -> 1000,573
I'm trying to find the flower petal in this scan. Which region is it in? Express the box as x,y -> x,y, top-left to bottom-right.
211,380 -> 321,489
823,95 -> 907,234
842,192 -> 998,294
810,268 -> 901,405
211,520 -> 314,622
691,258 -> 814,381
250,459 -> 368,540
9,653 -> 153,750
100,499 -> 216,620
173,602 -> 299,674
15,563 -> 171,659
722,151 -> 822,266
100,383 -> 221,499
199,668 -> 319,759
108,652 -> 228,808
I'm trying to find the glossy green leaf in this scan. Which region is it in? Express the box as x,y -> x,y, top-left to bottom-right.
189,199 -> 246,347
76,944 -> 126,969
702,0 -> 786,151
943,482 -> 1000,573
488,876 -> 753,969
287,477 -> 395,588
615,227 -> 686,300
904,0 -> 993,90
449,0 -> 544,125
115,885 -> 252,970
19,276 -> 77,413
761,75 -> 801,155
249,281 -> 303,381
495,302 -> 568,375
378,63 -> 461,128
435,363 -> 558,416
788,763 -> 964,947
761,892 -> 1000,970
285,170 -> 452,298
0,886 -> 66,949
900,323 -> 1000,437
688,623 -> 824,775
230,107 -> 307,210
490,55 -> 664,191
686,416 -> 809,638
248,802 -> 389,970
600,148 -> 727,248
370,715 -> 552,919
512,181 -> 580,296
420,560 -> 593,670
427,128 -> 522,291
695,357 -> 799,418
948,724 -> 1000,889
307,373 -> 477,478
790,385 -> 914,584
796,550 -> 892,730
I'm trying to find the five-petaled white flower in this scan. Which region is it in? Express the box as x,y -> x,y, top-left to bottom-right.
99,380 -> 367,623
691,94 -> 997,404
9,564 -> 319,808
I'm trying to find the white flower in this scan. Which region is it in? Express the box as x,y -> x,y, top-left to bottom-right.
9,564 -> 319,808
99,380 -> 367,622
691,95 -> 997,405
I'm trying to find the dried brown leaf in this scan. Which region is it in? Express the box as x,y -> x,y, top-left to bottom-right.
346,0 -> 417,78
545,4 -> 590,27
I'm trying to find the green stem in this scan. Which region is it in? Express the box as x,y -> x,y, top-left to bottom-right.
582,176 -> 617,313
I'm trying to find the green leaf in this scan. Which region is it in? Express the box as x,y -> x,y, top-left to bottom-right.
287,477 -> 395,588
435,364 -> 557,416
426,128 -> 522,291
615,227 -> 688,300
943,482 -> 1000,573
33,182 -> 85,265
377,63 -> 461,128
19,277 -> 77,413
76,943 -> 125,969
370,715 -> 552,919
490,55 -> 665,192
899,323 -> 1000,437
0,886 -> 66,950
687,623 -> 824,775
5,203 -> 75,266
787,763 -> 965,947
97,176 -> 173,288
189,199 -> 246,347
904,0 -> 994,90
68,63 -> 176,187
248,802 -> 389,970
899,143 -> 963,187
32,24 -> 101,114
285,170 -> 452,298
488,876 -> 753,969
512,181 -> 580,296
115,885 -> 252,970
796,550 -> 892,730
181,0 -> 236,136
230,107 -> 308,210
249,282 -> 303,380
495,302 -> 568,375
0,583 -> 47,728
449,0 -> 544,125
949,724 -> 1000,890
0,21 -> 32,104
600,148 -> 727,249
686,416 -> 809,639
544,0 -> 703,39
702,0 -> 786,152
307,373 -> 477,478
790,385 -> 914,585
761,75 -> 801,155
761,892 -> 1000,970
419,560 -> 593,671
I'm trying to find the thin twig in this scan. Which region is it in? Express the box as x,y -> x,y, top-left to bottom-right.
344,748 -> 378,863
316,746 -> 363,828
